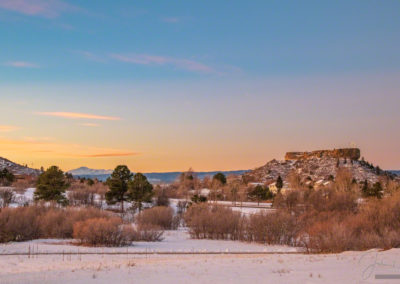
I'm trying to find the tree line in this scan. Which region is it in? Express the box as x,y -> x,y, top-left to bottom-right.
33,165 -> 153,212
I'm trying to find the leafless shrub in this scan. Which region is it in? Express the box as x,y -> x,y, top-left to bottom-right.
132,224 -> 164,241
0,206 -> 110,242
0,206 -> 42,242
137,206 -> 179,230
334,168 -> 355,192
184,204 -> 244,240
73,217 -> 135,246
68,189 -> 95,206
300,191 -> 400,252
0,188 -> 14,208
12,175 -> 37,193
177,200 -> 188,214
305,188 -> 358,213
246,211 -> 299,245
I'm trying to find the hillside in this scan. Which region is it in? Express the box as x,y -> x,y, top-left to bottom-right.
0,157 -> 40,176
243,148 -> 397,185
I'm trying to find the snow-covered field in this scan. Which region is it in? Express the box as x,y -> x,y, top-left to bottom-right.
0,229 -> 298,254
3,190 -> 400,283
1,247 -> 400,283
1,230 -> 400,283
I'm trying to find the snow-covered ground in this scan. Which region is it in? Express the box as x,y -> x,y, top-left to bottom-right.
1,247 -> 400,283
6,188 -> 273,216
169,198 -> 274,215
9,188 -> 35,208
0,229 -> 298,254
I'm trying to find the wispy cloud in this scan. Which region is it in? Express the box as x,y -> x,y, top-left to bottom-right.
23,136 -> 54,142
80,123 -> 100,127
0,125 -> 20,132
5,61 -> 39,68
0,0 -> 76,18
161,17 -> 179,23
77,152 -> 138,158
72,50 -> 106,62
35,112 -> 121,121
110,53 -> 215,73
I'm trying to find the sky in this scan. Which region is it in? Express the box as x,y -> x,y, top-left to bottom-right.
0,0 -> 399,172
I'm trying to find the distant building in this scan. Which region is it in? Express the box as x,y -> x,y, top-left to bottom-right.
188,188 -> 211,197
268,181 -> 290,194
248,182 -> 265,187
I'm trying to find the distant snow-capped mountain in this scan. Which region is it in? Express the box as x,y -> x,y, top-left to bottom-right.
67,167 -> 113,176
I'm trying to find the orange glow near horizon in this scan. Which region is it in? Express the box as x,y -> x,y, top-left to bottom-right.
1,73 -> 399,172
35,112 -> 121,121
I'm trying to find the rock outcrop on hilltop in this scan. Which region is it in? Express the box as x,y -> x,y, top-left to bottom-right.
244,148 -> 394,186
0,157 -> 40,176
285,148 -> 360,161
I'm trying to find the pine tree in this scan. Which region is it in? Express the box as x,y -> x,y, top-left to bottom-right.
213,172 -> 227,185
0,168 -> 15,186
276,175 -> 283,193
248,185 -> 271,205
128,173 -> 153,212
361,180 -> 383,199
34,166 -> 69,205
105,165 -> 133,212
361,179 -> 369,197
371,182 -> 383,199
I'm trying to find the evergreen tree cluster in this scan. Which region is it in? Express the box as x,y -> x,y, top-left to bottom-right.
105,165 -> 153,212
361,180 -> 383,199
34,166 -> 69,205
248,185 -> 274,204
0,168 -> 15,186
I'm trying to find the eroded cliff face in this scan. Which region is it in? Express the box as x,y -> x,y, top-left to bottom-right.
285,148 -> 360,161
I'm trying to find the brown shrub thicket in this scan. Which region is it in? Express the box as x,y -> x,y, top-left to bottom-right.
137,206 -> 179,230
184,190 -> 400,253
12,175 -> 37,193
298,190 -> 400,252
68,180 -> 108,207
73,217 -> 135,246
68,189 -> 95,206
0,206 -> 110,242
246,211 -> 299,245
184,204 -> 244,240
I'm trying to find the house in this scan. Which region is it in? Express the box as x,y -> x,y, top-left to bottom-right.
188,188 -> 211,197
268,181 -> 291,194
248,182 -> 265,187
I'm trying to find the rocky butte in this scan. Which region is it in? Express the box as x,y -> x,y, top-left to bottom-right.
243,148 -> 395,185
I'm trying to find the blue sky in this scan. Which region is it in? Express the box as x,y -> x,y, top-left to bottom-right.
0,0 -> 399,171
2,1 -> 399,82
